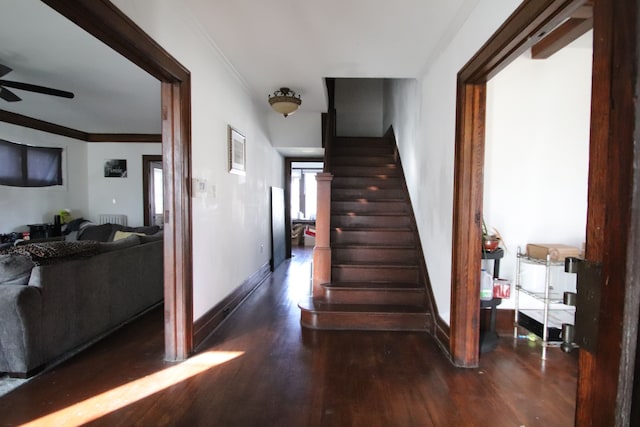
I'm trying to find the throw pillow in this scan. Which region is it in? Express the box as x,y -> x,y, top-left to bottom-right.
0,254 -> 35,285
113,231 -> 145,241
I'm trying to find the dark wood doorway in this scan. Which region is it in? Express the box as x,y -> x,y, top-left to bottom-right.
143,155 -> 163,227
450,0 -> 639,424
44,0 -> 193,361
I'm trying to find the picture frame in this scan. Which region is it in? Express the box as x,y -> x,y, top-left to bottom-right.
104,159 -> 127,177
228,126 -> 246,175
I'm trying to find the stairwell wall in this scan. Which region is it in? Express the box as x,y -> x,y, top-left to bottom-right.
383,0 -> 521,325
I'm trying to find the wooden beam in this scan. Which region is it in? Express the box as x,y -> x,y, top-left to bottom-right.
0,109 -> 88,140
459,0 -> 587,83
0,109 -> 161,142
531,17 -> 593,59
87,133 -> 162,143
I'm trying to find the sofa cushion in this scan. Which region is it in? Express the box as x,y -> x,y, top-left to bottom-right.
0,254 -> 34,285
98,235 -> 141,252
139,230 -> 164,243
78,223 -> 114,242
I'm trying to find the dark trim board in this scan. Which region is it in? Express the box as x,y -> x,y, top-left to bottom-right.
0,109 -> 161,143
193,263 -> 271,348
435,317 -> 451,354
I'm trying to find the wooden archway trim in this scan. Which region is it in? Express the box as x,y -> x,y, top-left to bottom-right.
451,0 -> 585,368
42,0 -> 193,361
452,0 -> 640,424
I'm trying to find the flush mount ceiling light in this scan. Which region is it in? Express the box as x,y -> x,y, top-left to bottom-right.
268,87 -> 301,117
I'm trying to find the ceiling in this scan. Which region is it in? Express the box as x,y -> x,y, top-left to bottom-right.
0,0 -> 480,134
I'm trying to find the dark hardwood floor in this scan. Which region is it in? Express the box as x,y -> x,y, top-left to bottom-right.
0,248 -> 577,426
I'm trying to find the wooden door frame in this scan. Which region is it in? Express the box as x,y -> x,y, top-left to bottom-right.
451,0 -> 639,424
284,157 -> 324,258
43,0 -> 193,361
143,155 -> 163,227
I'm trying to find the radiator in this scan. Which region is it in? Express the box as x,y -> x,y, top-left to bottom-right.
98,214 -> 128,226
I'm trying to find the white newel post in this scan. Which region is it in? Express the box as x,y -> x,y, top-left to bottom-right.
313,173 -> 333,297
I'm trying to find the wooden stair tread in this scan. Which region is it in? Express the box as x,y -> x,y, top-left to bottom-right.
299,298 -> 427,314
325,282 -> 424,290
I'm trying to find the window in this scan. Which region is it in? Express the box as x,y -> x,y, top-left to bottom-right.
0,139 -> 62,187
290,162 -> 323,220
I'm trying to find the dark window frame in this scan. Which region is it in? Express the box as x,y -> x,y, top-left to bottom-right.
0,139 -> 63,187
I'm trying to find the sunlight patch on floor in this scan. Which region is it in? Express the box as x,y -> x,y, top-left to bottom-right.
21,351 -> 244,427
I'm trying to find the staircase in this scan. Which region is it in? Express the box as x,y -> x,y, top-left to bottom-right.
299,136 -> 433,331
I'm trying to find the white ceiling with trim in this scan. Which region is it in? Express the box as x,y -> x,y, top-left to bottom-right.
0,0 -> 479,134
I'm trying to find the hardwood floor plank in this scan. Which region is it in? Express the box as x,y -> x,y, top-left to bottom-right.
0,248 -> 576,426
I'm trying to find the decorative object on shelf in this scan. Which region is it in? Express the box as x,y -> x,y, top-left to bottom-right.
58,209 -> 71,224
228,126 -> 246,175
481,218 -> 502,252
268,87 -> 302,117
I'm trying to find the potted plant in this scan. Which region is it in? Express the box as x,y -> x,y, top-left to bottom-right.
482,219 -> 502,252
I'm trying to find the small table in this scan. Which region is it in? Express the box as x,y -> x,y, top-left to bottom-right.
480,248 -> 504,354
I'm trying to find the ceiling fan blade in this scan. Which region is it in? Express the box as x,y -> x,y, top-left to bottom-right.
0,87 -> 21,102
0,80 -> 74,99
0,64 -> 12,78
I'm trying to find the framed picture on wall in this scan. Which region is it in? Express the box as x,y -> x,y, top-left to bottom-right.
104,159 -> 127,177
228,126 -> 246,175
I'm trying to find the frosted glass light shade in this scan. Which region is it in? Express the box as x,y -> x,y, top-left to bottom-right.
268,87 -> 302,117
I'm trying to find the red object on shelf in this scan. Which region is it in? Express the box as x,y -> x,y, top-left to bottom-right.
304,226 -> 316,237
493,279 -> 511,298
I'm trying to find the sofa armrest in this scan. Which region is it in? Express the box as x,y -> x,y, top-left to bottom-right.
0,285 -> 43,376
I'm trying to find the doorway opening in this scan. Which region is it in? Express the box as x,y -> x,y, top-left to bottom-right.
284,157 -> 323,258
450,0 -> 639,423
143,155 -> 163,227
44,0 -> 193,361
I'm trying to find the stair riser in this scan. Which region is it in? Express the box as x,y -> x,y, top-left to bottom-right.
332,188 -> 404,201
334,138 -> 393,147
332,266 -> 419,283
324,288 -> 425,306
332,177 -> 404,189
331,166 -> 400,177
331,230 -> 415,246
332,247 -> 418,263
331,215 -> 411,229
300,310 -> 430,331
332,156 -> 396,166
333,146 -> 394,156
332,201 -> 408,214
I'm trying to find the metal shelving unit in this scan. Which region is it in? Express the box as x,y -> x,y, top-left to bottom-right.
513,247 -> 574,346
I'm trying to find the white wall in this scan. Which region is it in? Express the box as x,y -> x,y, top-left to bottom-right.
483,34 -> 592,309
86,143 -> 162,226
112,0 -> 284,320
336,78 -> 384,137
383,0 -> 522,324
0,122 -> 88,232
268,112 -> 321,151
